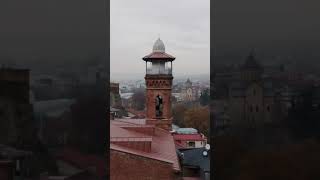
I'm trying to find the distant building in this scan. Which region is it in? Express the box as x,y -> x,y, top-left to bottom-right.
181,79 -> 199,102
227,52 -> 294,128
172,93 -> 183,102
212,100 -> 231,135
119,92 -> 134,108
172,128 -> 207,149
0,68 -> 33,144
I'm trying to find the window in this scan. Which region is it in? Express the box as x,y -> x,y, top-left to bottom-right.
155,95 -> 163,117
256,106 -> 259,112
188,141 -> 195,147
253,89 -> 256,96
267,105 -> 270,112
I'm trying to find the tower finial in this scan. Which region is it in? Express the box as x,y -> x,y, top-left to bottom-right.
158,33 -> 160,39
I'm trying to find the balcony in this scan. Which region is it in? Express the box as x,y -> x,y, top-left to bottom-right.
146,68 -> 172,75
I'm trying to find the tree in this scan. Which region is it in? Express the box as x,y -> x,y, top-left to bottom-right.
184,106 -> 210,137
200,88 -> 210,106
172,104 -> 187,127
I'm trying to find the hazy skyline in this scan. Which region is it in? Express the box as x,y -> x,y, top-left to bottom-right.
110,0 -> 210,78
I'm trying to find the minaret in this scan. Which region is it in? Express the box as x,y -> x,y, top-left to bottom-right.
142,38 -> 175,131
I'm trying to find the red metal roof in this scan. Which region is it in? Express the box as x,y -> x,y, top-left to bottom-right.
110,119 -> 181,172
173,134 -> 206,141
142,52 -> 175,61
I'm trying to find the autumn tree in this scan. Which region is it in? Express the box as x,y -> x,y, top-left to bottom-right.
172,104 -> 187,127
184,106 -> 210,137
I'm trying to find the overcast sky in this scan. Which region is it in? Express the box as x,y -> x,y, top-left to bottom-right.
214,0 -> 320,65
110,0 -> 210,78
0,0 -> 107,68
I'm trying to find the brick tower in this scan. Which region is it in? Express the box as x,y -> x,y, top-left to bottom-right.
142,38 -> 175,131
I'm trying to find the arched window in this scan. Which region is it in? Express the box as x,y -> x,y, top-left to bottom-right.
256,106 -> 259,112
155,95 -> 163,117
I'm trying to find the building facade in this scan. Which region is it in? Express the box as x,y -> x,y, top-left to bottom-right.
228,53 -> 287,128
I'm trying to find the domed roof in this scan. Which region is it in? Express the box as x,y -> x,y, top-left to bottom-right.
153,38 -> 165,53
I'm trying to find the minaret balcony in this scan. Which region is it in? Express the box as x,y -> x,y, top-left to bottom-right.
146,68 -> 172,75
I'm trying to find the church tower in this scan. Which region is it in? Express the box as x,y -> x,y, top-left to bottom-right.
142,38 -> 175,131
240,50 -> 263,82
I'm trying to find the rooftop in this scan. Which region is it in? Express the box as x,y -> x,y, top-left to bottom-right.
143,38 -> 175,61
153,38 -> 165,53
173,134 -> 206,141
179,147 -> 210,173
176,128 -> 198,134
143,52 -> 176,61
110,119 -> 181,172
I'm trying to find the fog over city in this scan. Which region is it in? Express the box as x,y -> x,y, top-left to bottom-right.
110,0 -> 210,79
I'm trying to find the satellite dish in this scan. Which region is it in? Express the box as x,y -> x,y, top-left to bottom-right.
170,129 -> 176,133
202,151 -> 208,157
205,144 -> 210,151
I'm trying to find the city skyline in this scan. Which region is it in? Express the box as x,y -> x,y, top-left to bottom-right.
110,0 -> 210,77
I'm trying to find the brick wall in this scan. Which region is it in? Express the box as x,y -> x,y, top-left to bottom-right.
122,126 -> 155,136
110,150 -> 179,180
111,141 -> 152,153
